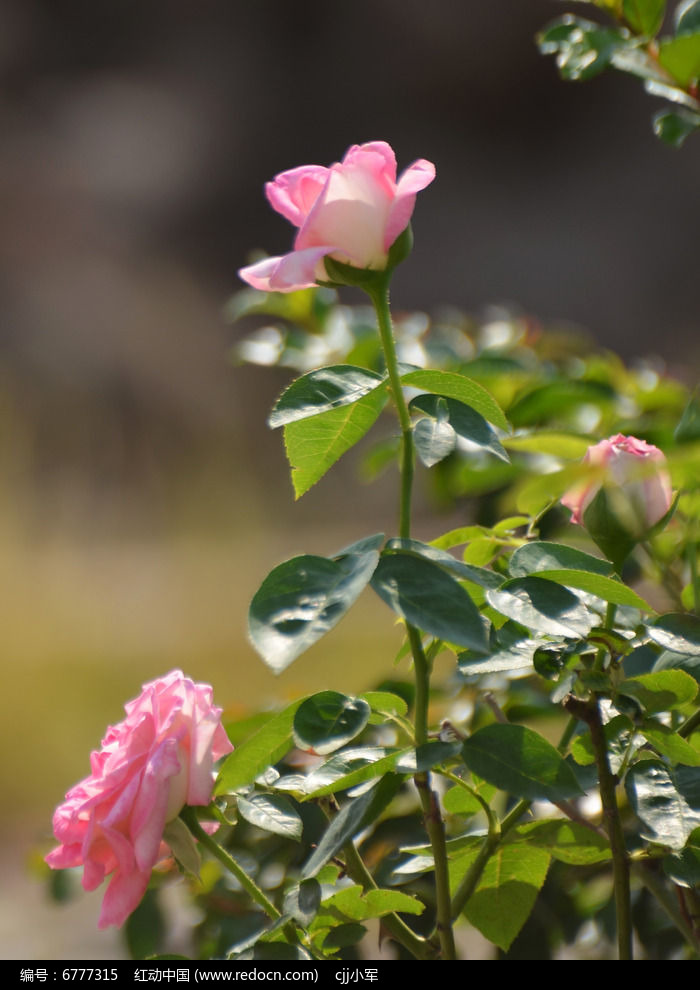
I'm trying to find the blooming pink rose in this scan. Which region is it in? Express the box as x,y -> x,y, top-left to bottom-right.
562,433 -> 672,531
239,141 -> 435,292
45,670 -> 233,929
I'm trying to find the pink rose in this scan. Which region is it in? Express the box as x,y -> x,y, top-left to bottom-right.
45,670 -> 233,929
562,433 -> 672,531
239,141 -> 435,293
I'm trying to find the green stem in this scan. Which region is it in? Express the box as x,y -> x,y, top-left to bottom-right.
180,807 -> 280,922
565,697 -> 632,960
594,602 -> 618,673
342,841 -> 435,960
369,281 -> 455,960
689,530 -> 699,615
367,279 -> 413,540
679,707 -> 700,739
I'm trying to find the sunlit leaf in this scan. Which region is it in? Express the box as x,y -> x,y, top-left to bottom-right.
400,368 -> 509,431
648,613 -> 700,656
269,365 -> 384,427
658,32 -> 700,87
216,698 -> 307,795
284,388 -> 387,497
487,577 -> 596,638
248,536 -> 382,673
452,843 -> 551,951
626,760 -> 700,848
411,394 -> 509,462
618,669 -> 698,713
302,775 -> 403,877
293,692 -> 371,756
237,793 -> 303,840
371,550 -> 489,652
509,541 -> 613,578
510,819 -> 611,865
622,0 -> 665,36
461,723 -> 584,801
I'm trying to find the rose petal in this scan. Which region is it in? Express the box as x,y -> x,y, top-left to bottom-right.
239,246 -> 337,293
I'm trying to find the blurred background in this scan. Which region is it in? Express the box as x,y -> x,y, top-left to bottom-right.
1,0 -> 698,959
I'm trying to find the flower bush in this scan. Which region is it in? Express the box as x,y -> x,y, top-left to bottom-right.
43,1 -> 700,964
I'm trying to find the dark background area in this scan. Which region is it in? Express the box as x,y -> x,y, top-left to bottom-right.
1,0 -> 698,958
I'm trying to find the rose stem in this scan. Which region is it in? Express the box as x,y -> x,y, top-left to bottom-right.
367,277 -> 457,961
180,806 -> 280,922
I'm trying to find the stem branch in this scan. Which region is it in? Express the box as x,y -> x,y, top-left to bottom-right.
564,697 -> 632,960
180,807 -> 281,922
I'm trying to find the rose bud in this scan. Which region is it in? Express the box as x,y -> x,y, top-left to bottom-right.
561,434 -> 673,568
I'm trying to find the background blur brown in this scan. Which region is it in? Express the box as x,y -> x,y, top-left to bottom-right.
1,0 -> 698,959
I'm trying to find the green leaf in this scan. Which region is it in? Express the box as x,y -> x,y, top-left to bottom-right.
283,879 -> 322,927
677,0 -> 700,35
458,637 -> 541,675
385,537 -> 503,588
503,432 -> 592,459
314,886 -> 424,925
125,888 -> 165,960
370,550 -> 488,652
454,843 -> 551,951
510,819 -> 611,865
400,368 -> 509,431
531,569 -> 653,610
618,669 -> 698,713
461,723 -> 584,802
302,775 -> 403,877
303,746 -> 405,798
394,740 -> 462,773
664,838 -> 700,887
443,785 -> 486,817
658,32 -> 700,86
509,541 -> 613,578
653,649 -> 700,685
163,818 -> 202,878
625,760 -> 700,849
268,365 -> 384,428
413,404 -> 457,467
570,713 -> 633,767
248,537 -> 382,673
322,924 -> 367,950
640,718 -> 700,765
623,0 -> 666,36
653,108 -> 700,146
237,793 -> 303,840
215,698 -> 307,795
648,613 -> 700,656
410,394 -> 510,463
284,387 -> 387,498
675,389 -> 700,441
293,692 -> 371,756
486,577 -> 596,638
359,691 -> 409,720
